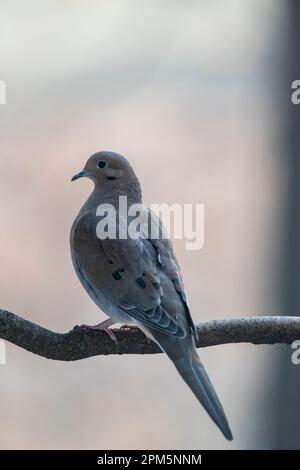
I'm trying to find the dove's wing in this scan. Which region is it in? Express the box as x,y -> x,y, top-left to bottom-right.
71,210 -> 188,337
144,208 -> 197,339
100,235 -> 188,338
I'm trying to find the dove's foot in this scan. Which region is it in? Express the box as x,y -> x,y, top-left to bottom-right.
79,318 -> 117,342
120,324 -> 151,344
120,324 -> 139,331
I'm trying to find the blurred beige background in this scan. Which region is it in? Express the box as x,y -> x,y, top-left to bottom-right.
0,0 -> 289,449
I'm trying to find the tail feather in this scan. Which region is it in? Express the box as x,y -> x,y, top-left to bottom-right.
173,352 -> 233,440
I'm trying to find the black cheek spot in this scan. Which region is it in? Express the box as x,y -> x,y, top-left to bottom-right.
108,260 -> 113,265
112,271 -> 122,281
136,277 -> 146,288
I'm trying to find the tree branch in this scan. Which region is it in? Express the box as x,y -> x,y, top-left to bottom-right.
0,309 -> 300,361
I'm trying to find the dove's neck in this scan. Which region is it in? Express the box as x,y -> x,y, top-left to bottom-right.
81,177 -> 143,214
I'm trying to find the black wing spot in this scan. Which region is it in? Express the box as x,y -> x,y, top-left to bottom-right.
152,282 -> 160,290
112,271 -> 122,281
136,277 -> 146,288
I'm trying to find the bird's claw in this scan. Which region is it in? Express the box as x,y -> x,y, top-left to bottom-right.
78,323 -> 118,343
120,324 -> 139,331
120,324 -> 151,343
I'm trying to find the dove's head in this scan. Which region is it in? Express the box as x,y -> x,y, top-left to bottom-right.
71,151 -> 142,201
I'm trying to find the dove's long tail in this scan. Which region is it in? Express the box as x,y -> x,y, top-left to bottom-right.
163,338 -> 233,441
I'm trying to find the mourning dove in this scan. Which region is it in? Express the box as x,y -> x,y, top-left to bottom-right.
70,151 -> 232,440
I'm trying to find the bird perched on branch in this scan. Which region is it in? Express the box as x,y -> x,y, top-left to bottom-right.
70,151 -> 232,440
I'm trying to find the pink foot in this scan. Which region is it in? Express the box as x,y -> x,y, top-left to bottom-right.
79,318 -> 117,342
120,324 -> 151,343
120,324 -> 139,331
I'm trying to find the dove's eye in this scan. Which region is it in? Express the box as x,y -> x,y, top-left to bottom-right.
98,160 -> 108,169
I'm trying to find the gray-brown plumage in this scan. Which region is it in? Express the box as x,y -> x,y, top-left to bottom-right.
70,151 -> 232,440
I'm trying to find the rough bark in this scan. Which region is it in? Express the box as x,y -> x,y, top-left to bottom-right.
0,309 -> 299,361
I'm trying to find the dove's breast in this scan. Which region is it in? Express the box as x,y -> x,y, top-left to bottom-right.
70,213 -> 133,324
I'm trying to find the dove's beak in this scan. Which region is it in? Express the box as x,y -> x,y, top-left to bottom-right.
71,170 -> 90,182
